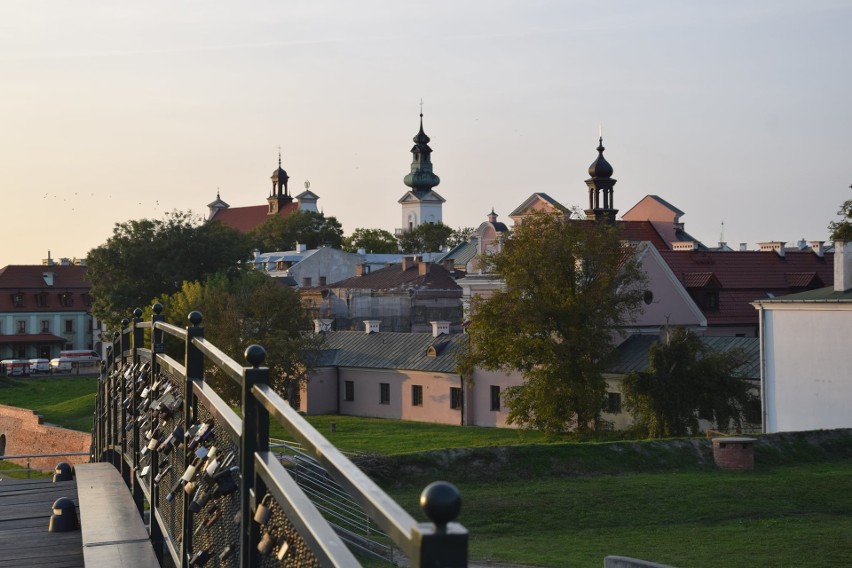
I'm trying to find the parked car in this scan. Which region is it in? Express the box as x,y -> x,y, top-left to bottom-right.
28,358 -> 51,373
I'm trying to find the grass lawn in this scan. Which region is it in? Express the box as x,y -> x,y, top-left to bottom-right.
381,460 -> 852,567
0,374 -> 99,432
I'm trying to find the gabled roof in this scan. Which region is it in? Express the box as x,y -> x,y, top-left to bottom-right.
397,190 -> 446,204
682,272 -> 721,288
615,220 -> 670,251
622,194 -> 685,219
329,261 -> 462,293
508,193 -> 567,217
438,240 -> 478,268
610,334 -> 760,378
314,330 -> 466,373
660,250 -> 834,325
209,201 -> 299,233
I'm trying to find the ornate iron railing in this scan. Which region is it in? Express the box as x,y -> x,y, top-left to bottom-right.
92,304 -> 467,567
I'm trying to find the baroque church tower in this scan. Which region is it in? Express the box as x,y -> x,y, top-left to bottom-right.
397,112 -> 445,234
584,135 -> 618,222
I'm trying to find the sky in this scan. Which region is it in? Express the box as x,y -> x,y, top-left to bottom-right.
1,1 -> 851,265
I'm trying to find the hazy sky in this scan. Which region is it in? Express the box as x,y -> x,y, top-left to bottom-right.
2,1 -> 850,265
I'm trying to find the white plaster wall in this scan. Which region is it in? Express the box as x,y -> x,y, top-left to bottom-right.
763,307 -> 852,432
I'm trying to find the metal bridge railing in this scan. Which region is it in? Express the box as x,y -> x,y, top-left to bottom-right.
92,305 -> 467,567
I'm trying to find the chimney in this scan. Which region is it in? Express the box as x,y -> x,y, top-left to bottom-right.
739,243 -> 748,252
313,318 -> 333,333
296,242 -> 307,253
364,320 -> 381,334
758,241 -> 786,258
430,321 -> 450,337
402,256 -> 415,271
355,264 -> 365,277
418,261 -> 431,276
357,247 -> 366,255
809,241 -> 825,258
672,241 -> 697,251
834,241 -> 852,292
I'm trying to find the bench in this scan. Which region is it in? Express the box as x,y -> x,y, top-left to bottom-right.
75,462 -> 160,567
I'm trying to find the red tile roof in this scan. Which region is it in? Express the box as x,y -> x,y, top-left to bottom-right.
209,201 -> 299,233
616,220 -> 670,251
659,250 -> 834,326
0,265 -> 91,312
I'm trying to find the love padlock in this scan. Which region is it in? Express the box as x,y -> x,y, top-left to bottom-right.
257,531 -> 275,556
253,494 -> 273,525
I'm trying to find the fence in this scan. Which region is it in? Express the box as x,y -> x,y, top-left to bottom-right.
92,305 -> 467,567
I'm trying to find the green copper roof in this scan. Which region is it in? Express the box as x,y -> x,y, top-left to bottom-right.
403,114 -> 440,192
754,285 -> 852,303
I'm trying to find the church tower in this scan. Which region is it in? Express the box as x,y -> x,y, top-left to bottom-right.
397,112 -> 445,234
268,151 -> 293,215
584,136 -> 618,222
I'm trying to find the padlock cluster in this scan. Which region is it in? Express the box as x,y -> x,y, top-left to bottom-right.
253,494 -> 294,562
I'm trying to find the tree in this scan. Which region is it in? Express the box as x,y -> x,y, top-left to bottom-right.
461,211 -> 646,434
397,222 -> 454,253
828,188 -> 852,240
87,211 -> 251,329
621,327 -> 756,438
447,226 -> 476,249
154,270 -> 320,403
249,210 -> 343,251
342,228 -> 399,253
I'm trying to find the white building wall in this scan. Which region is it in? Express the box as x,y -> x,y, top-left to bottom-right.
762,306 -> 852,433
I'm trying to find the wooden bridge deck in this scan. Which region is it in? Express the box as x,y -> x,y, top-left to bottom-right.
0,476 -> 84,568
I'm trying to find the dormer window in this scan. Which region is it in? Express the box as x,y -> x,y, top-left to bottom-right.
12,293 -> 23,307
706,291 -> 719,310
59,292 -> 74,307
36,293 -> 48,307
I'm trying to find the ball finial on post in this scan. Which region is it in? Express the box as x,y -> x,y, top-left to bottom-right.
152,302 -> 163,315
420,481 -> 462,530
133,307 -> 143,318
188,311 -> 203,326
245,344 -> 267,368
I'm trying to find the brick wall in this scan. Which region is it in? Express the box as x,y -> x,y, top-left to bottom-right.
712,437 -> 755,470
0,404 -> 90,471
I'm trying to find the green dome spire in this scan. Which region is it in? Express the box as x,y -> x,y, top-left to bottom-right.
403,113 -> 441,192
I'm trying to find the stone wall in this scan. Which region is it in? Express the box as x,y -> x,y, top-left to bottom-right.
0,404 -> 90,471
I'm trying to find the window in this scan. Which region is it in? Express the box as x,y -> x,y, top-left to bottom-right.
12,293 -> 23,307
59,292 -> 73,307
411,385 -> 423,406
344,380 -> 354,402
16,320 -> 26,334
380,383 -> 390,405
318,276 -> 327,286
302,277 -> 312,287
490,385 -> 501,411
36,293 -> 48,307
706,291 -> 719,310
65,320 -> 74,333
450,387 -> 462,410
41,320 -> 50,333
606,392 -> 622,414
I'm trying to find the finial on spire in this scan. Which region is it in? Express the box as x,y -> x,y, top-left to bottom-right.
277,145 -> 282,167
419,98 -> 424,118
304,180 -> 310,190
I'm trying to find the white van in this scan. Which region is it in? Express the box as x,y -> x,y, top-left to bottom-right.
50,358 -> 73,373
1,359 -> 31,376
59,350 -> 100,362
29,359 -> 51,373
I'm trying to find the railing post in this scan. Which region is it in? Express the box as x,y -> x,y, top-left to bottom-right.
148,304 -> 165,566
241,345 -> 270,568
182,311 -> 205,568
412,481 -> 468,568
122,308 -> 142,484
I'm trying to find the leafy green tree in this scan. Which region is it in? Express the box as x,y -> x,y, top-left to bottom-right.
447,226 -> 476,249
342,228 -> 399,253
154,270 -> 320,402
397,222 -> 454,253
461,211 -> 646,434
828,188 -> 852,240
249,210 -> 343,251
87,211 -> 251,329
621,327 -> 756,438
